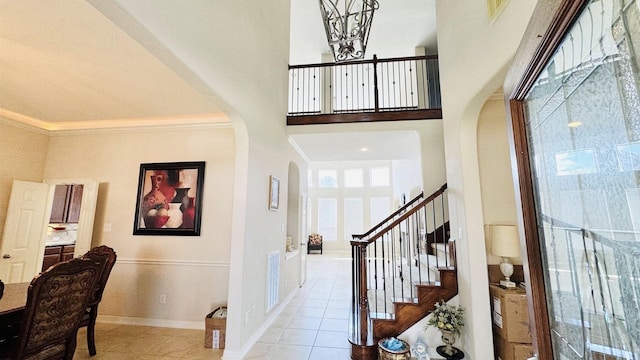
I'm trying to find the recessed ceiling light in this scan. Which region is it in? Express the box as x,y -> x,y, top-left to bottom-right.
568,121 -> 583,128
360,147 -> 369,152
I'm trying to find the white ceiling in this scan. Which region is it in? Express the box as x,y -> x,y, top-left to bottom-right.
0,0 -> 437,161
289,0 -> 437,65
0,1 -> 223,127
290,129 -> 421,162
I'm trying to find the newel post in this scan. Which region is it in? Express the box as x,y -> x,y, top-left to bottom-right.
349,238 -> 375,359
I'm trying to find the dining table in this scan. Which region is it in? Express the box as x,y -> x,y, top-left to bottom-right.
0,283 -> 30,327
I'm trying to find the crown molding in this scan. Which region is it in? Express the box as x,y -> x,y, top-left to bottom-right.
0,108 -> 231,135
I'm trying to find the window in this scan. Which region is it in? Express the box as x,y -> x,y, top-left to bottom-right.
370,167 -> 390,187
370,197 -> 391,226
344,169 -> 363,187
517,0 -> 640,356
317,198 -> 337,241
344,198 -> 364,241
318,169 -> 338,188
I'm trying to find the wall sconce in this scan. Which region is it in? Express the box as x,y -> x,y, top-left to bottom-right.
489,225 -> 520,288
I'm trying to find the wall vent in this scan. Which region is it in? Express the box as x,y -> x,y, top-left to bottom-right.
487,0 -> 510,20
266,250 -> 280,312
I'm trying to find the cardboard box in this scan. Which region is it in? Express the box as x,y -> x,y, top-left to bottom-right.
494,334 -> 533,360
490,284 -> 532,344
205,306 -> 227,349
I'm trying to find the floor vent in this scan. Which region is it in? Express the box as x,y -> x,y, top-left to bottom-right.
267,250 -> 280,311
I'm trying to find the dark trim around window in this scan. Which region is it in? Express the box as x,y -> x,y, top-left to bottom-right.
503,1 -> 589,359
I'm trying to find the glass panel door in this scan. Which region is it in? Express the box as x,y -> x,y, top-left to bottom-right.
523,0 -> 640,358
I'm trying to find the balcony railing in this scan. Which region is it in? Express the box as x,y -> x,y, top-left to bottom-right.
288,55 -> 441,125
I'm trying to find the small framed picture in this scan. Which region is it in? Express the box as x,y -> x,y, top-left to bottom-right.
269,175 -> 280,210
133,161 -> 205,236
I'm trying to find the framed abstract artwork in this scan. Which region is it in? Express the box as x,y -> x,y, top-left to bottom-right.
133,161 -> 205,236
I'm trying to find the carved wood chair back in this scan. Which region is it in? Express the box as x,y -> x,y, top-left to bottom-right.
78,245 -> 117,356
10,258 -> 101,360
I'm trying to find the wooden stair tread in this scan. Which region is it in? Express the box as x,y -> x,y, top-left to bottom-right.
370,312 -> 395,320
390,296 -> 418,304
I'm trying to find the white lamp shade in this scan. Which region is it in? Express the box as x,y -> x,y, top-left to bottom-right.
490,225 -> 520,258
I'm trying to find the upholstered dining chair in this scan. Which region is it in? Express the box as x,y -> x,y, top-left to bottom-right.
0,257 -> 102,360
78,245 -> 117,356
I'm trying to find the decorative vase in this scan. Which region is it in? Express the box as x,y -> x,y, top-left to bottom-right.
441,330 -> 456,354
165,203 -> 183,228
143,175 -> 168,215
172,187 -> 190,210
181,197 -> 196,229
436,329 -> 464,359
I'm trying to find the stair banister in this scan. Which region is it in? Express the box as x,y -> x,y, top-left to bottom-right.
349,184 -> 451,360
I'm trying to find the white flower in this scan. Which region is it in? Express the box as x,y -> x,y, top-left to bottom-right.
426,300 -> 465,335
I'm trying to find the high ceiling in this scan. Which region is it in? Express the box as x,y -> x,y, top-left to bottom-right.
0,0 -> 437,161
290,0 -> 438,65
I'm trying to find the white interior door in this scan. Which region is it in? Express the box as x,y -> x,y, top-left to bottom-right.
0,180 -> 51,283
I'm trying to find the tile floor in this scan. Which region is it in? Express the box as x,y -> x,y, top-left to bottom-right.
74,253 -> 353,360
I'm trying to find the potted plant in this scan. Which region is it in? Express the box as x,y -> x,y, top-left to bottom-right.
426,300 -> 465,359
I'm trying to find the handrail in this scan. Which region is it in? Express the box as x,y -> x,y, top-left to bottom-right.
352,191 -> 424,240
352,184 -> 447,244
289,54 -> 439,70
349,183 -> 450,356
288,54 -> 441,123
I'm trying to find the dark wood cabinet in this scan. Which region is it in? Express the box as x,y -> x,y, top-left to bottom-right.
42,246 -> 62,272
41,244 -> 75,272
49,184 -> 83,223
61,245 -> 75,261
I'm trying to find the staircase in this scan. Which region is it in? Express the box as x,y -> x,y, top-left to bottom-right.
348,184 -> 456,359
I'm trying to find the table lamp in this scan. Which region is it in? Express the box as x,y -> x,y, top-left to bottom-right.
490,225 -> 520,288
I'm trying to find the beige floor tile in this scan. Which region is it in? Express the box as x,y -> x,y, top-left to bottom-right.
319,318 -> 349,332
295,306 -> 326,318
73,255 -> 353,360
259,326 -> 285,343
265,343 -> 312,360
244,342 -> 275,359
287,316 -> 322,330
309,346 -> 351,359
314,330 -> 350,348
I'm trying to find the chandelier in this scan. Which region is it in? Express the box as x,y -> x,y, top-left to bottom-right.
318,0 -> 379,62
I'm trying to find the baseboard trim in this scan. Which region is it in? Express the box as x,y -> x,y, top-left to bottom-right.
117,258 -> 230,267
220,288 -> 300,360
97,288 -> 301,360
97,315 -> 202,330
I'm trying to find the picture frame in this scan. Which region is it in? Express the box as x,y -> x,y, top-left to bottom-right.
269,175 -> 280,210
133,161 -> 205,236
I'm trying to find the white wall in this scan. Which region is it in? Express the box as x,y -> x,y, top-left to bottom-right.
477,99 -> 521,266
42,125 -> 235,325
419,121 -> 446,194
0,121 -> 49,238
92,1 -> 296,356
392,158 -> 423,203
436,0 -> 538,358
